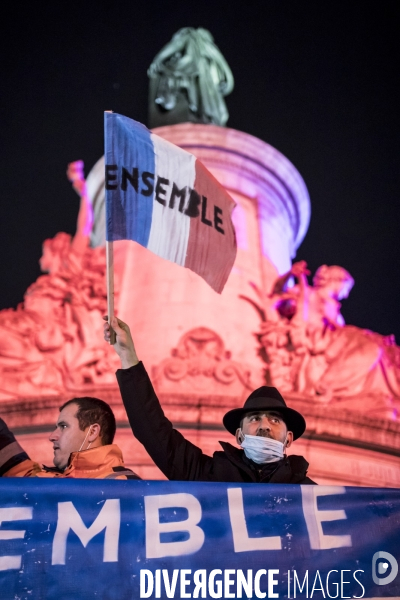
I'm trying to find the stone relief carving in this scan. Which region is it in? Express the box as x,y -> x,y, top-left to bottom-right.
152,327 -> 252,397
0,162 -> 119,401
242,261 -> 400,419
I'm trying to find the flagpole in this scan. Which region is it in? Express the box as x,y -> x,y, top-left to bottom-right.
105,110 -> 116,345
106,240 -> 116,345
255,196 -> 272,320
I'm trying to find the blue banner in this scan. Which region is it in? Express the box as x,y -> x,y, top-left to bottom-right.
0,479 -> 399,599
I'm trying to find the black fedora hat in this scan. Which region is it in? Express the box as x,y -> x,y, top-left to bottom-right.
223,386 -> 306,440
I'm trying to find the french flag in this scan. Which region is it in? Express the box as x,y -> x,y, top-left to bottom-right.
105,112 -> 237,293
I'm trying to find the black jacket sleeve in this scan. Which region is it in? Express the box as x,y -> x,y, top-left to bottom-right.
116,362 -> 214,481
0,417 -> 30,476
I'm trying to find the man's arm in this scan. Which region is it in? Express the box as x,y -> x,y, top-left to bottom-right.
104,317 -> 213,480
103,316 -> 139,369
0,417 -> 41,477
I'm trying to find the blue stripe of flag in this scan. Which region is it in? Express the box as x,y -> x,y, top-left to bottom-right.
105,113 -> 155,246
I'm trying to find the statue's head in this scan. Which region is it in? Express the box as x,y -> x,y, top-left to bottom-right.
40,232 -> 71,273
313,265 -> 354,300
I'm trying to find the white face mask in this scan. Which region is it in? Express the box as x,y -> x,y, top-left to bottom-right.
240,433 -> 284,464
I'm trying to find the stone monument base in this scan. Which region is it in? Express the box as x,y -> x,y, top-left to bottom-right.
5,387 -> 400,487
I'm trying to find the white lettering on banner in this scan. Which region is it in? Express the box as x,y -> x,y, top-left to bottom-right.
155,569 -> 161,597
293,570 -> 308,597
352,570 -> 365,598
51,499 -> 120,565
227,488 -> 282,552
0,507 -> 33,571
180,569 -> 191,598
209,569 -> 223,598
326,570 -> 339,598
301,486 -> 352,550
140,570 -> 154,598
193,569 -> 207,598
139,569 -> 278,599
164,569 -> 179,598
224,569 -> 235,598
268,569 -> 279,598
310,570 -> 325,597
341,569 -> 352,599
237,570 -> 253,598
288,569 -> 365,598
254,569 -> 267,598
144,493 -> 205,558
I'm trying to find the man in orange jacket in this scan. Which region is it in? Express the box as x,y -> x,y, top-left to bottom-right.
0,396 -> 140,479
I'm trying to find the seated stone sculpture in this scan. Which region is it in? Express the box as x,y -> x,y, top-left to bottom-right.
244,261 -> 400,419
0,162 -> 119,401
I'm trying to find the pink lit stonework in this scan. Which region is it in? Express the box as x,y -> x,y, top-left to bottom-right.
1,125 -> 400,487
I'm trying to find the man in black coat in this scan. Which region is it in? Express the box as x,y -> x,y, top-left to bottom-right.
104,317 -> 316,484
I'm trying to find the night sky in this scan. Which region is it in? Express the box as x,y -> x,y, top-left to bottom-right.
1,2 -> 399,339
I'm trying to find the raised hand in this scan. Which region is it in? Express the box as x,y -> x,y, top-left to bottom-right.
290,260 -> 310,278
103,316 -> 139,369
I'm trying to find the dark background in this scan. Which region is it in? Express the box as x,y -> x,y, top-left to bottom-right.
1,2 -> 399,338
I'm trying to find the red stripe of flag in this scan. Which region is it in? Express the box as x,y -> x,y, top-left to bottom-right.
184,160 -> 237,293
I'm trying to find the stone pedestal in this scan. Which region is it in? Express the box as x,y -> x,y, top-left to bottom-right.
3,123 -> 400,487
6,388 -> 400,486
88,123 -> 311,383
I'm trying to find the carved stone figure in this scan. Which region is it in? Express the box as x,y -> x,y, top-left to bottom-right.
0,162 -> 119,401
148,28 -> 234,128
243,262 -> 400,419
152,327 -> 252,399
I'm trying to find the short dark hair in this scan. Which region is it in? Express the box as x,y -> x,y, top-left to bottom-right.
59,397 -> 116,445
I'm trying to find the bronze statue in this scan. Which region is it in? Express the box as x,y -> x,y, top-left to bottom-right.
148,28 -> 234,128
